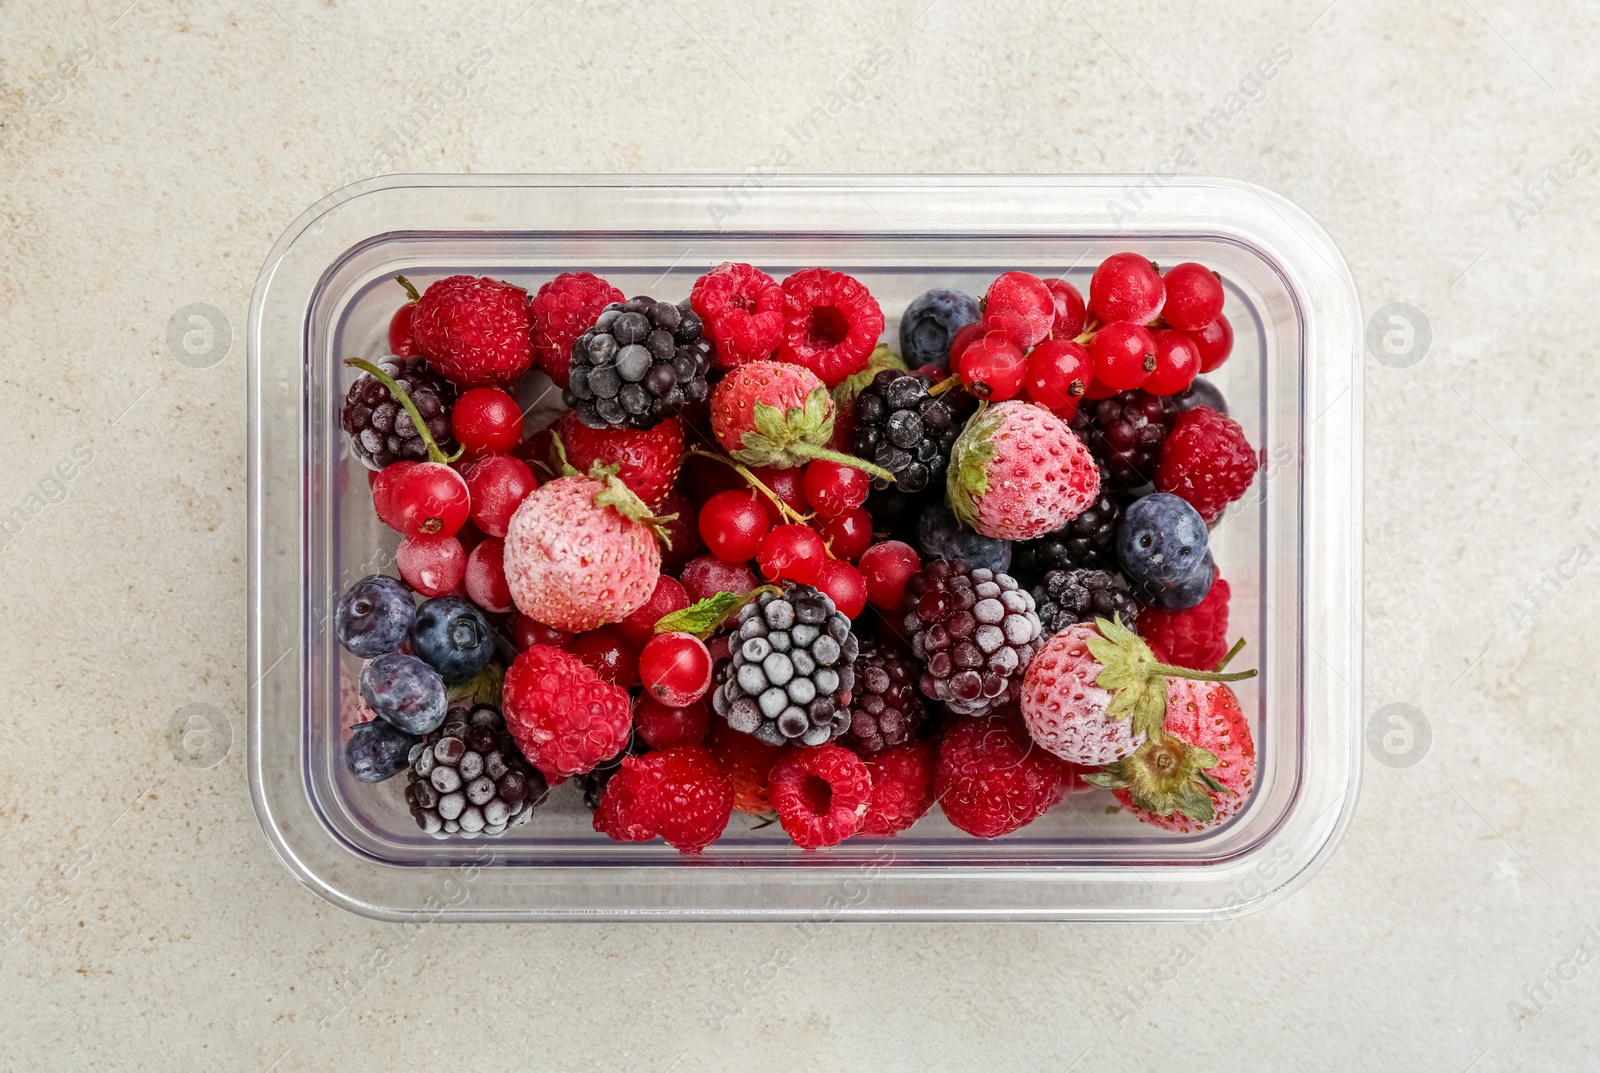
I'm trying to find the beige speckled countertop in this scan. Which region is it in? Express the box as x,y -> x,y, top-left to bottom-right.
4,0 -> 1599,1069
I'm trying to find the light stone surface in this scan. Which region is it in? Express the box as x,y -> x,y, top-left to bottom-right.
3,0 -> 1599,1070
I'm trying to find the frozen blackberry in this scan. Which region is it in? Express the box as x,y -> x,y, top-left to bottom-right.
404,704 -> 549,838
901,559 -> 1043,718
840,639 -> 928,757
564,295 -> 713,431
851,371 -> 960,493
341,355 -> 456,469
1030,568 -> 1139,635
1070,389 -> 1171,490
1010,491 -> 1124,584
710,583 -> 859,747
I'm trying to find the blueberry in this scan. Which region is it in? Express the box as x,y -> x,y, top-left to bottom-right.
1169,376 -> 1228,416
899,288 -> 981,371
1117,493 -> 1209,589
1144,550 -> 1215,610
361,652 -> 448,735
409,596 -> 496,683
335,574 -> 415,658
917,505 -> 1012,573
345,719 -> 419,783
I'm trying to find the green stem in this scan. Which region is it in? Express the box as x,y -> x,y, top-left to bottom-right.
789,442 -> 896,483
685,446 -> 811,526
1215,637 -> 1247,672
1148,660 -> 1258,684
927,374 -> 963,397
345,358 -> 460,464
1072,315 -> 1102,346
395,275 -> 421,303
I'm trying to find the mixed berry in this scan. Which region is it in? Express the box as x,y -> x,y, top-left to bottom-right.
335,256 -> 1263,850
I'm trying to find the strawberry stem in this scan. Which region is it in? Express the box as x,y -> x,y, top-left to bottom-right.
685,446 -> 812,526
789,442 -> 896,483
395,275 -> 421,303
345,358 -> 460,465
1147,660 -> 1258,685
1215,637 -> 1247,672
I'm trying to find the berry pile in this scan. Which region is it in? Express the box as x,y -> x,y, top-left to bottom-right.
333,255 -> 1264,849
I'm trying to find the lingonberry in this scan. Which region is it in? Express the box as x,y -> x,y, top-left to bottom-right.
379,461 -> 470,537
463,454 -> 536,538
638,631 -> 714,707
813,558 -> 867,619
1089,321 -> 1157,391
1089,252 -> 1165,325
570,625 -> 642,687
1042,277 -> 1087,339
395,533 -> 466,598
698,490 -> 771,563
1144,329 -> 1202,396
1187,313 -> 1233,373
618,575 -> 690,643
1159,262 -> 1225,331
803,460 -> 871,519
814,506 -> 873,563
463,537 -> 512,612
957,331 -> 1028,400
858,540 -> 921,610
1023,338 -> 1093,415
511,613 -> 571,651
634,694 -> 711,750
981,271 -> 1054,348
451,386 -> 524,458
757,523 -> 828,584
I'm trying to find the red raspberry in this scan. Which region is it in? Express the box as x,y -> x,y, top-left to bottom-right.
768,744 -> 873,848
707,719 -> 784,815
1155,405 -> 1259,524
1137,573 -> 1231,670
690,261 -> 785,367
529,271 -> 624,387
554,409 -> 683,509
777,268 -> 884,387
593,745 -> 733,853
936,713 -> 1069,838
410,275 -> 533,388
502,644 -> 632,780
860,739 -> 936,836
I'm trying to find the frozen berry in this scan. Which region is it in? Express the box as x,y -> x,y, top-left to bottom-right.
814,506 -> 872,563
464,538 -> 513,613
1155,406 -> 1259,524
777,267 -> 884,387
566,295 -> 711,430
756,523 -> 828,585
1117,492 -> 1211,595
634,695 -> 711,750
1089,321 -> 1157,391
957,330 -> 1028,400
901,559 -> 1043,718
570,626 -> 642,687
851,371 -> 962,493
1043,277 -> 1087,339
1144,329 -> 1201,396
1187,313 -> 1233,373
690,261 -> 785,367
512,614 -> 571,651
619,576 -> 690,643
1137,572 -> 1231,670
751,466 -> 807,527
981,271 -> 1054,349
699,490 -> 770,564
1023,338 -> 1092,415
639,631 -> 714,707
361,652 -> 449,735
916,505 -> 1012,574
841,640 -> 927,756
813,558 -> 867,619
681,555 -> 758,603
858,541 -> 920,610
860,739 -> 937,835
593,745 -> 732,853
342,356 -> 457,470
1167,376 -> 1228,416
335,574 -> 415,658
769,745 -> 872,848
1031,568 -> 1140,635
407,704 -> 548,837
410,274 -> 533,387
377,461 -> 470,537
1070,390 -> 1171,490
899,288 -> 981,371
409,595 -> 496,683
345,719 -> 419,783
1160,262 -> 1224,331
396,534 -> 466,599
464,454 -> 537,538
529,271 -> 625,387
451,386 -> 523,458
1089,252 -> 1164,325
803,460 -> 871,519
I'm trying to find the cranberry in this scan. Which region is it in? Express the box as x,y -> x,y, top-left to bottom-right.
1144,330 -> 1202,396
1159,262 -> 1225,331
858,540 -> 921,609
463,454 -> 536,538
378,461 -> 469,537
1186,313 -> 1233,373
570,625 -> 641,687
452,386 -> 524,458
1089,321 -> 1157,391
814,507 -> 872,563
634,695 -> 710,750
757,524 -> 827,585
1042,277 -> 1087,339
957,330 -> 1027,401
802,460 -> 870,519
981,271 -> 1054,348
638,631 -> 713,707
1089,252 -> 1165,325
395,533 -> 466,598
813,559 -> 867,619
618,576 -> 690,643
463,538 -> 512,612
1023,338 -> 1092,415
698,489 -> 770,563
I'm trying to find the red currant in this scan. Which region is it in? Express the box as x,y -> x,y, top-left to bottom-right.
633,695 -> 710,750
1089,252 -> 1165,324
1159,262 -> 1224,331
1023,338 -> 1093,414
756,523 -> 827,584
570,625 -> 641,687
858,540 -> 920,609
395,533 -> 465,598
1083,376 -> 1121,400
957,330 -> 1027,401
637,631 -> 713,707
1089,321 -> 1157,391
802,460 -> 870,519
512,613 -> 571,651
814,506 -> 872,563
680,554 -> 757,603
813,558 -> 866,619
463,537 -> 512,612
1042,277 -> 1087,339
1144,329 -> 1201,395
982,271 -> 1053,348
379,461 -> 470,537
1187,313 -> 1233,373
750,466 -> 807,527
618,575 -> 690,643
947,321 -> 984,370
370,461 -> 412,524
463,454 -> 536,538
698,490 -> 770,563
388,301 -> 416,358
451,387 -> 524,458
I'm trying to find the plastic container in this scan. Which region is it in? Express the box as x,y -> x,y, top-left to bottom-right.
247,175 -> 1361,922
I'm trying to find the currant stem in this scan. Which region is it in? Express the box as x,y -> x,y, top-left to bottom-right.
927,374 -> 963,397
1073,315 -> 1102,346
395,275 -> 421,303
685,447 -> 811,525
345,358 -> 460,465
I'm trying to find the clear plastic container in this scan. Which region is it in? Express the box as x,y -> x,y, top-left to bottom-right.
247,175 -> 1362,922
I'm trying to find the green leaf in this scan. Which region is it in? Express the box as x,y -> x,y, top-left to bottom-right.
654,588 -> 775,640
751,401 -> 790,443
446,662 -> 504,708
1082,769 -> 1129,790
831,343 -> 906,412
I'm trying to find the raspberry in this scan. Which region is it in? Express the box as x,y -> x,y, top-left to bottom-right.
840,639 -> 928,757
341,356 -> 456,469
1070,389 -> 1171,490
707,719 -> 783,815
860,739 -> 936,836
768,744 -> 873,848
1030,568 -> 1139,636
777,267 -> 884,387
530,271 -> 625,388
593,745 -> 733,853
502,644 -> 632,780
410,274 -> 533,388
901,559 -> 1043,718
1155,406 -> 1259,524
1137,574 -> 1231,670
690,261 -> 785,367
935,712 -> 1068,838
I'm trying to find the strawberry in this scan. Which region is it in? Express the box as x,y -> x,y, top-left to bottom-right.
946,400 -> 1100,541
410,274 -> 534,388
554,409 -> 683,509
1087,678 -> 1256,832
708,359 -> 892,480
502,452 -> 673,633
935,711 -> 1070,838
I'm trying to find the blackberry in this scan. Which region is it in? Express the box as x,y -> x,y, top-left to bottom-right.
1070,389 -> 1171,490
1167,376 -> 1228,416
851,371 -> 960,493
710,583 -> 859,747
341,355 -> 456,469
1030,568 -> 1140,635
1010,491 -> 1124,585
404,704 -> 549,837
901,559 -> 1043,718
840,639 -> 928,756
564,295 -> 713,431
